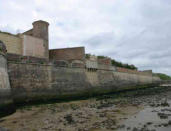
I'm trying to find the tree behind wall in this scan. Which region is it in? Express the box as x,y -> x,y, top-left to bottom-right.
86,54 -> 137,70
155,73 -> 171,80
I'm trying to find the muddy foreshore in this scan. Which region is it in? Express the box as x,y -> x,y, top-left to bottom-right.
0,86 -> 171,131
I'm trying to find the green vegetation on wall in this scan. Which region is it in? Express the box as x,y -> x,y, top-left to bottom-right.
86,54 -> 137,70
155,73 -> 171,80
98,55 -> 137,70
85,54 -> 91,59
97,55 -> 109,59
111,59 -> 137,70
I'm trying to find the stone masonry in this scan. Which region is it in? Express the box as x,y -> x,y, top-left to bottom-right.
0,20 -> 161,115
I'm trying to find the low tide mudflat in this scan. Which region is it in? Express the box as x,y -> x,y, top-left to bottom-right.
1,87 -> 171,131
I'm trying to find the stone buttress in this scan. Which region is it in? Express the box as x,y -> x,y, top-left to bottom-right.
0,40 -> 14,116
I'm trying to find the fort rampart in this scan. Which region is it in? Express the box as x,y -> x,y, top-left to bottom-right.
0,20 -> 161,115
6,53 -> 160,104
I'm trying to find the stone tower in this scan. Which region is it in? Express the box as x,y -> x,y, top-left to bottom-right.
0,40 -> 14,116
32,20 -> 49,59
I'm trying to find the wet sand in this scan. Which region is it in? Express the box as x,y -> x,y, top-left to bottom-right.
0,87 -> 171,131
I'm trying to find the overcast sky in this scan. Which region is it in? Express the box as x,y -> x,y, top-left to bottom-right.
0,0 -> 171,75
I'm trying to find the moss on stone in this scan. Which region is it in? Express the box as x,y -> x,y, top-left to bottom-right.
13,83 -> 159,108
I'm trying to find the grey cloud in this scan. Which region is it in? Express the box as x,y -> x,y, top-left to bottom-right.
0,0 -> 171,75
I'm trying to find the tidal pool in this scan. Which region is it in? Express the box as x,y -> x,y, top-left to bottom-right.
119,100 -> 171,131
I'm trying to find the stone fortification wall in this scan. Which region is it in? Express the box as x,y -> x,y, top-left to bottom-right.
98,58 -> 111,66
49,47 -> 85,62
22,35 -> 46,58
0,32 -> 22,55
8,62 -> 91,103
116,67 -> 153,76
22,20 -> 49,58
32,20 -> 49,58
0,41 -> 14,115
113,72 -> 152,85
114,67 -> 160,88
86,57 -> 115,71
0,20 -> 49,59
0,20 -> 161,110
8,62 -> 119,103
7,54 -> 161,103
23,29 -> 33,36
97,57 -> 116,71
7,53 -> 49,64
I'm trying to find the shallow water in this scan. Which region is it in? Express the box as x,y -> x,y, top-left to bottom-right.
119,100 -> 171,131
1,87 -> 171,131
